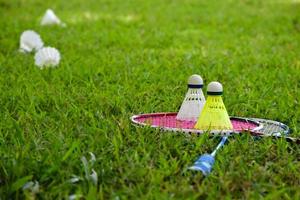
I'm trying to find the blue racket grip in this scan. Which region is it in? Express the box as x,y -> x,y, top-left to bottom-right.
188,154 -> 215,176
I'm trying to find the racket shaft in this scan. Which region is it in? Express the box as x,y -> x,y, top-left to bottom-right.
211,136 -> 228,157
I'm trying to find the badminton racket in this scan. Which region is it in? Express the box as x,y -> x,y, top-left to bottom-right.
131,113 -> 293,139
131,112 -> 296,175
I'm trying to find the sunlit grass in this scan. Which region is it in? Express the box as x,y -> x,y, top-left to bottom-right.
68,11 -> 139,24
0,0 -> 300,199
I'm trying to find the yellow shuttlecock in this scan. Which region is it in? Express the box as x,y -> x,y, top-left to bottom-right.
194,81 -> 233,130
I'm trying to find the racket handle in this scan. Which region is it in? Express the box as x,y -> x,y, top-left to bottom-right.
189,137 -> 228,175
188,154 -> 215,176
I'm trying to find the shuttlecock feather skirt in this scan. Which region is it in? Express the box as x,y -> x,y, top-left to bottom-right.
176,88 -> 205,122
194,95 -> 233,130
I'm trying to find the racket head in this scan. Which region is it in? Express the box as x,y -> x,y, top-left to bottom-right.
131,112 -> 263,135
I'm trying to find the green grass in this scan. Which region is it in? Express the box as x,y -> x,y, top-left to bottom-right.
1,0 -> 300,199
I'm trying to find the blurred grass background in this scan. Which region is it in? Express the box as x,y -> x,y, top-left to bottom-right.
0,0 -> 300,199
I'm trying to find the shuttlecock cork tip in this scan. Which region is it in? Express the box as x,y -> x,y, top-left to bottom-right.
188,74 -> 203,88
207,81 -> 223,95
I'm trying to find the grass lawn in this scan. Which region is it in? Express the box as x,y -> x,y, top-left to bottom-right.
1,0 -> 300,199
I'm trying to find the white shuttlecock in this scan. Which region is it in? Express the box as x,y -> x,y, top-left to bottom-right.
19,30 -> 44,53
41,9 -> 64,26
176,74 -> 206,122
34,47 -> 60,69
